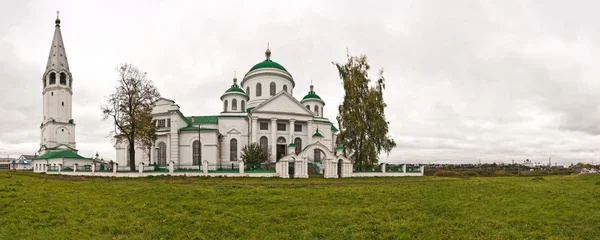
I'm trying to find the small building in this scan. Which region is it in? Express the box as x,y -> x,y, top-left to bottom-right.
0,158 -> 15,170
32,150 -> 94,172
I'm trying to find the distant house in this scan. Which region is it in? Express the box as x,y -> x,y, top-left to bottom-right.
0,158 -> 15,170
14,155 -> 35,170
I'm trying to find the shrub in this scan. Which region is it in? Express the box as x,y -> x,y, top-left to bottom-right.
494,170 -> 509,176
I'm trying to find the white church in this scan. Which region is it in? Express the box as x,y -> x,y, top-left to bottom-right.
115,47 -> 341,170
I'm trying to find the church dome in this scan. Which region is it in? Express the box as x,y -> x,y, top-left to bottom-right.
301,84 -> 323,101
220,77 -> 247,100
248,60 -> 288,73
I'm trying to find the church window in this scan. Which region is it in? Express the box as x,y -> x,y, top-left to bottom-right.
192,140 -> 201,165
61,102 -> 64,106
294,137 -> 302,154
256,83 -> 262,97
305,105 -> 309,109
51,92 -> 53,96
283,85 -> 288,92
157,142 -> 167,165
260,122 -> 268,130
230,138 -> 238,161
277,123 -> 286,131
270,82 -> 276,96
167,119 -> 171,128
157,119 -> 166,128
224,100 -> 228,112
314,149 -> 322,162
260,136 -> 268,151
246,87 -> 250,97
294,124 -> 302,132
314,106 -> 319,116
60,73 -> 67,85
241,100 -> 245,112
49,72 -> 56,84
232,99 -> 237,110
61,129 -> 64,132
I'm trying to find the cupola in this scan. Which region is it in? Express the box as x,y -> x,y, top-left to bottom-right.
221,74 -> 248,113
300,83 -> 325,117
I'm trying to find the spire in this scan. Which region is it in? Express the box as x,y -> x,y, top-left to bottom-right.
46,12 -> 70,73
310,80 -> 314,93
265,43 -> 271,61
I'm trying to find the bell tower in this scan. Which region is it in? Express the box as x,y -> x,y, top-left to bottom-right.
39,12 -> 77,154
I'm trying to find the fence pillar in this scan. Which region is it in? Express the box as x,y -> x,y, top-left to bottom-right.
73,164 -> 77,173
202,160 -> 208,174
169,161 -> 174,174
420,165 -> 424,175
113,163 -> 118,174
239,161 -> 244,174
382,164 -> 386,173
58,164 -> 62,174
139,162 -> 144,175
402,164 -> 406,173
91,163 -> 95,175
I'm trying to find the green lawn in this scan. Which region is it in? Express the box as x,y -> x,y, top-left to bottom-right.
1,172 -> 599,239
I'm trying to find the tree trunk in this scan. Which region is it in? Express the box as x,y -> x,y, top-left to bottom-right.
129,140 -> 136,171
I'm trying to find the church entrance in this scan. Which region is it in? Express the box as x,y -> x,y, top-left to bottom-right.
276,137 -> 287,161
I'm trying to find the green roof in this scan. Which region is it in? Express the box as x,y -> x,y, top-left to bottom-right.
180,126 -> 218,131
246,107 -> 255,113
335,146 -> 344,150
288,143 -> 296,147
312,131 -> 323,138
302,92 -> 322,101
248,60 -> 288,73
186,116 -> 219,124
34,150 -> 92,160
331,124 -> 338,132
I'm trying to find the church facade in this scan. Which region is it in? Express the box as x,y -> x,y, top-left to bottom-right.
115,49 -> 340,170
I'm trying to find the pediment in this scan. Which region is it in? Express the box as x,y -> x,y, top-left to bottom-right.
252,92 -> 314,116
227,128 -> 241,134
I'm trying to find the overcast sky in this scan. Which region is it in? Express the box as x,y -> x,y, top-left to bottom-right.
1,0 -> 600,165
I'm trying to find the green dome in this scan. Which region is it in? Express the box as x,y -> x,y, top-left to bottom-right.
302,84 -> 322,101
312,131 -> 323,138
221,77 -> 247,100
248,60 -> 288,73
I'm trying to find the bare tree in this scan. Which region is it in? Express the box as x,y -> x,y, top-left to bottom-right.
101,63 -> 160,171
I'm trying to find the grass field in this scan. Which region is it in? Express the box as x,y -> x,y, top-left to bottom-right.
1,172 -> 599,239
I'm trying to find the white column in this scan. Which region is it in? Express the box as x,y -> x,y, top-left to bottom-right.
271,118 -> 277,161
113,163 -> 118,174
307,121 -> 313,145
58,164 -> 62,174
73,164 -> 77,172
402,164 -> 406,173
289,119 -> 295,146
169,161 -> 174,174
239,161 -> 244,174
251,117 -> 258,143
382,164 -> 386,173
202,160 -> 208,174
139,162 -> 144,174
91,163 -> 95,175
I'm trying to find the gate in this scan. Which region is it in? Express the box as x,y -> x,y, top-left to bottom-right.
288,162 -> 295,178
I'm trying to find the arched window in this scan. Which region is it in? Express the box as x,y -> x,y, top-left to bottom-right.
246,87 -> 250,98
157,142 -> 167,165
270,82 -> 276,96
260,136 -> 268,151
314,105 -> 319,116
294,137 -> 302,154
232,99 -> 237,110
230,138 -> 238,161
224,100 -> 228,112
306,105 -> 310,109
241,100 -> 245,112
314,149 -> 323,162
256,83 -> 262,97
193,140 -> 201,165
60,73 -> 67,85
283,85 -> 288,92
49,72 -> 56,84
